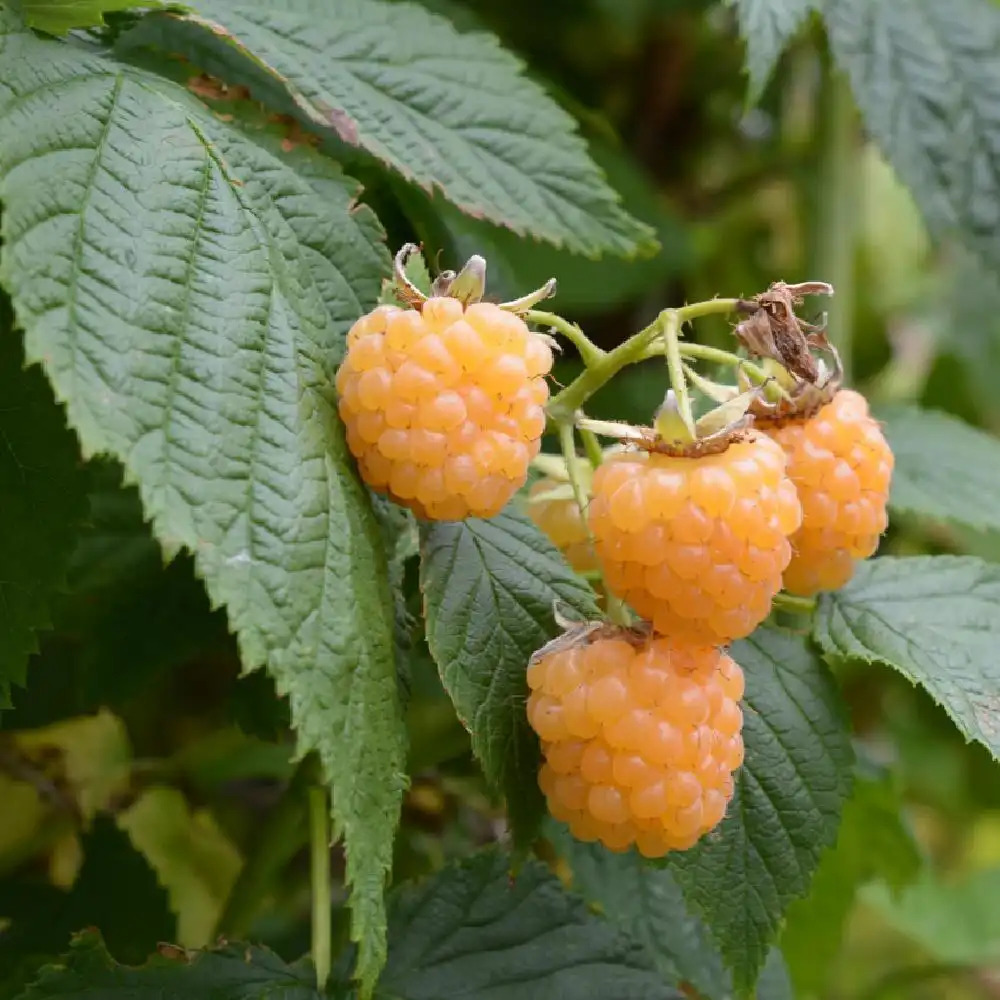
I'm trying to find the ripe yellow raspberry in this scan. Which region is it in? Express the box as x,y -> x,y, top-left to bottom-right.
526,478 -> 598,573
586,436 -> 802,644
527,629 -> 744,857
336,299 -> 553,520
762,389 -> 893,595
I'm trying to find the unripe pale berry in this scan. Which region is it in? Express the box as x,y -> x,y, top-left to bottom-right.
336,301 -> 553,520
762,389 -> 893,595
527,629 -> 744,857
527,477 -> 598,573
587,436 -> 802,644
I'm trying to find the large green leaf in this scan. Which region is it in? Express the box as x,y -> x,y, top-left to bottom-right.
553,831 -> 794,1000
419,508 -> 599,845
0,14 -> 402,992
667,626 -> 854,996
824,0 -> 1000,270
0,307 -> 88,710
554,831 -> 730,997
781,774 -> 921,995
880,405 -> 1000,534
380,850 -> 683,1000
121,0 -> 656,257
729,0 -> 818,102
403,140 -> 691,315
14,931 -> 321,1000
815,555 -> 1000,760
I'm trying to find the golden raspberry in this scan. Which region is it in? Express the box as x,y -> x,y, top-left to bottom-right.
587,436 -> 802,644
336,299 -> 553,520
527,630 -> 744,857
526,478 -> 598,573
764,389 -> 893,596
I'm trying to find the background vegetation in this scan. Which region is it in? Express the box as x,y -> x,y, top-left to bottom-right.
2,1 -> 1000,999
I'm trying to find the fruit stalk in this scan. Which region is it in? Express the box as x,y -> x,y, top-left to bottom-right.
525,309 -> 605,369
548,300 -> 740,419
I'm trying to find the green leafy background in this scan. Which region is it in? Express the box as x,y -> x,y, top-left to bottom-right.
1,0 -> 1000,999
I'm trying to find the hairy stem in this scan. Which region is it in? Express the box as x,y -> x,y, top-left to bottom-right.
660,310 -> 696,436
548,299 -> 740,419
525,309 -> 605,369
580,426 -> 604,468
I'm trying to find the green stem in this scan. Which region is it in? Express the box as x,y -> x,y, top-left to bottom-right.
813,59 -> 858,382
772,592 -> 817,615
548,299 -> 740,419
660,310 -> 696,436
309,785 -> 332,991
215,752 -> 322,939
580,427 -> 604,469
557,421 -> 593,526
524,309 -> 605,369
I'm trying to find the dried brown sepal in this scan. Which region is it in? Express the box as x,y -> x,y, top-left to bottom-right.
392,243 -> 429,310
750,345 -> 844,423
733,280 -> 834,383
530,618 -> 653,667
575,413 -> 752,459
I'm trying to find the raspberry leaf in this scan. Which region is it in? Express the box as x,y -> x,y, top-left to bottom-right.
667,626 -> 854,997
780,773 -> 921,995
419,507 -> 599,847
879,405 -> 1000,535
728,0 -> 819,103
380,850 -> 683,1000
14,930 -> 324,1000
0,12 -> 402,993
19,0 -> 170,35
0,304 -> 89,712
815,554 -> 1000,761
823,0 -> 1000,270
118,0 -> 657,258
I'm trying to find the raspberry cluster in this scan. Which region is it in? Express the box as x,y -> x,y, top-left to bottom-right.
762,390 -> 893,595
528,631 -> 743,857
337,299 -> 552,520
587,436 -> 802,644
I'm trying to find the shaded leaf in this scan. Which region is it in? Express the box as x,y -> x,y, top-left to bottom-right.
863,867 -> 1000,966
118,787 -> 242,948
381,849 -> 683,1000
0,818 -> 174,998
824,0 -> 1000,270
729,0 -> 818,102
20,0 -> 169,35
668,626 -> 854,995
419,507 -> 599,846
124,0 -> 656,256
815,555 -> 1000,760
0,14 -> 402,991
406,140 -> 691,314
880,405 -> 1000,534
781,775 -> 921,995
14,930 -> 319,1000
0,311 -> 88,709
552,831 -> 729,998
